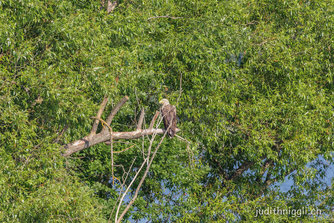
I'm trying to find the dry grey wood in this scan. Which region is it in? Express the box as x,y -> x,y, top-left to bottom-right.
115,116 -> 169,223
61,96 -> 181,222
62,96 -> 180,157
62,128 -> 180,157
137,108 -> 145,130
107,0 -> 117,13
149,111 -> 160,129
104,96 -> 129,131
91,96 -> 109,135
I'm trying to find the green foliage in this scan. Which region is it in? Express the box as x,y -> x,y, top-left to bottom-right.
1,0 -> 333,222
0,93 -> 105,222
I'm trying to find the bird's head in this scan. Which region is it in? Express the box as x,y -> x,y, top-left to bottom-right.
159,99 -> 170,105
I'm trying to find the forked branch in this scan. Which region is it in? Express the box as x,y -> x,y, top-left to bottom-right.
62,96 -> 180,157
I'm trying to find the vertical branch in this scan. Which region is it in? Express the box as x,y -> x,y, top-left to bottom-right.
107,0 -> 118,13
147,116 -> 163,165
137,108 -> 145,130
110,133 -> 115,186
90,96 -> 109,136
177,73 -> 183,106
98,117 -> 117,186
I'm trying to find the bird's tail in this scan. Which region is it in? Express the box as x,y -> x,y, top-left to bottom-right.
168,129 -> 175,138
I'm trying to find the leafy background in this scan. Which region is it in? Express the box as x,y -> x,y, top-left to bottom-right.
0,0 -> 333,222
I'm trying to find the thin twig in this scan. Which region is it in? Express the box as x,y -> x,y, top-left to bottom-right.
115,117 -> 163,222
174,134 -> 190,144
147,116 -> 164,165
243,20 -> 259,26
115,157 -> 148,223
91,116 -> 110,130
109,157 -> 137,222
53,125 -> 69,143
116,118 -> 170,223
177,73 -> 183,106
91,116 -> 117,186
110,131 -> 115,186
141,134 -> 146,161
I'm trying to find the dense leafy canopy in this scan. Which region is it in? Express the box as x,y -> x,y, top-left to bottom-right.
1,0 -> 333,222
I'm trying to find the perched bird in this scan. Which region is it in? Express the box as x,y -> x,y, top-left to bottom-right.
159,99 -> 177,138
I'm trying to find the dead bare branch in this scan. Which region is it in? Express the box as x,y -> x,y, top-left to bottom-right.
149,111 -> 160,129
147,116 -> 164,165
91,96 -> 109,135
137,108 -> 145,130
62,96 -> 180,157
112,118 -> 165,222
177,73 -> 183,106
115,157 -> 148,223
104,96 -> 129,131
116,118 -> 170,223
109,126 -> 115,186
60,95 -> 183,222
107,0 -> 117,13
62,127 -> 180,157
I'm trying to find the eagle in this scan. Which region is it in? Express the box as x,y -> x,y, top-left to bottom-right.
159,99 -> 177,138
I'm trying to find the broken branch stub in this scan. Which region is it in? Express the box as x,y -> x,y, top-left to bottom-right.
62,96 -> 180,157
